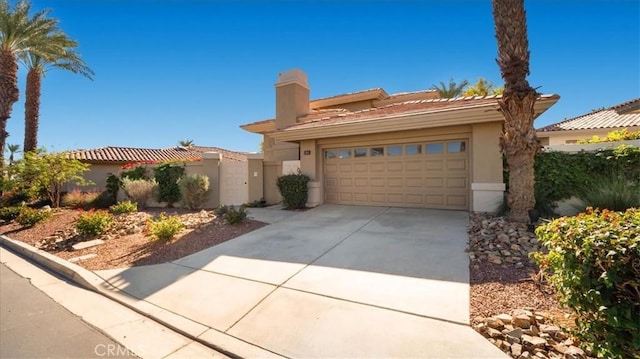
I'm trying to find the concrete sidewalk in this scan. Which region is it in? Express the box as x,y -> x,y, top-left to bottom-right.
2,205 -> 507,358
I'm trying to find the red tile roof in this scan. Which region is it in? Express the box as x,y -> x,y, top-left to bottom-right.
286,94 -> 558,131
65,146 -> 247,163
537,98 -> 640,132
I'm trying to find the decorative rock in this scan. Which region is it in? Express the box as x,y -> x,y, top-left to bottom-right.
486,317 -> 505,329
515,262 -> 524,269
522,335 -> 547,349
511,343 -> 522,357
553,343 -> 568,354
520,351 -> 531,359
513,314 -> 532,329
565,346 -> 586,359
72,239 -> 104,251
488,254 -> 502,265
487,327 -> 503,338
506,327 -> 523,339
540,324 -> 560,336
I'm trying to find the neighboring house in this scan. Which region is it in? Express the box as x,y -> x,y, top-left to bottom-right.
241,69 -> 559,212
536,97 -> 640,146
65,145 -> 247,193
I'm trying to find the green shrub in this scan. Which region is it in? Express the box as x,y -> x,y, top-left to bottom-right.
578,129 -> 640,144
105,174 -> 121,203
532,145 -> 640,216
243,198 -> 266,208
578,174 -> 640,211
120,165 -> 148,180
534,208 -> 640,358
90,190 -> 116,209
178,174 -> 209,210
122,178 -> 156,208
61,190 -> 101,209
214,204 -> 229,217
76,210 -> 113,237
110,201 -> 138,214
223,205 -> 248,224
0,206 -> 22,222
276,171 -> 310,209
146,213 -> 184,241
154,163 -> 185,207
16,207 -> 51,227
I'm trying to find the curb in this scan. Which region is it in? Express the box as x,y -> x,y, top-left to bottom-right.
0,235 -> 283,359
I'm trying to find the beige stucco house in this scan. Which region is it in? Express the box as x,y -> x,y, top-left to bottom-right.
65,145 -> 260,208
241,69 -> 559,212
536,97 -> 640,146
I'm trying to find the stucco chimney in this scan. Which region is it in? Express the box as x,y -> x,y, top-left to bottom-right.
275,69 -> 309,130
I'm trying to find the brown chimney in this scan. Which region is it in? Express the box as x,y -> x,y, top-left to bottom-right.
275,69 -> 309,130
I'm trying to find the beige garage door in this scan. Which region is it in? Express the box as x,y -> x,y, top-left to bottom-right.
323,139 -> 469,209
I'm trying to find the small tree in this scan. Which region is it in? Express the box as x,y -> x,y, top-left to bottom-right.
154,163 -> 185,207
10,151 -> 90,207
462,78 -> 504,97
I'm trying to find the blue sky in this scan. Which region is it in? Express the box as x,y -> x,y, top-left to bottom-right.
6,0 -> 640,153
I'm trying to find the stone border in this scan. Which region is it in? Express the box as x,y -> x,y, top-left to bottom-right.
0,235 -> 283,359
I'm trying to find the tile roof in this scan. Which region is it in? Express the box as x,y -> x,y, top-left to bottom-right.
65,146 -> 247,163
537,98 -> 640,132
285,94 -> 558,131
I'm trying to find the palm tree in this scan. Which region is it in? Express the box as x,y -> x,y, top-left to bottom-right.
21,32 -> 93,152
431,78 -> 469,98
492,0 -> 539,222
6,143 -> 19,163
0,0 -> 57,169
178,140 -> 194,148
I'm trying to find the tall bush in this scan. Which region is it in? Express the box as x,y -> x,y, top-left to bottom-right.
532,145 -> 640,215
534,208 -> 640,358
178,174 -> 209,210
122,178 -> 156,208
276,171 -> 310,209
154,163 -> 185,207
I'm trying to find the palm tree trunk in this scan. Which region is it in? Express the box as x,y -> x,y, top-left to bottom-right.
493,0 -> 538,223
499,91 -> 538,222
24,68 -> 42,152
0,49 -> 20,169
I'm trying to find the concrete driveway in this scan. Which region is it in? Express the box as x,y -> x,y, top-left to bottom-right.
96,205 -> 506,358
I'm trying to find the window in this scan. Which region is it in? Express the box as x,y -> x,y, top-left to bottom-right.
406,144 -> 422,155
338,149 -> 352,158
325,150 -> 337,159
370,147 -> 384,157
354,148 -> 367,157
388,145 -> 402,156
426,143 -> 443,154
447,141 -> 466,153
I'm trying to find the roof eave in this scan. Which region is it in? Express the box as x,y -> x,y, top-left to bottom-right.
271,96 -> 559,142
240,120 -> 276,134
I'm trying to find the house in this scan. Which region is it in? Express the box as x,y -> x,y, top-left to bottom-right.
65,145 -> 248,201
241,69 -> 560,212
536,97 -> 640,146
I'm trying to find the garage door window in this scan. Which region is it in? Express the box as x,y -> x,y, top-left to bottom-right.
325,150 -> 337,159
406,144 -> 422,155
370,147 -> 384,157
338,149 -> 352,158
426,143 -> 443,154
354,148 -> 367,157
447,141 -> 466,153
388,145 -> 403,156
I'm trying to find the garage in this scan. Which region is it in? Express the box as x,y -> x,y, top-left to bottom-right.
323,138 -> 469,209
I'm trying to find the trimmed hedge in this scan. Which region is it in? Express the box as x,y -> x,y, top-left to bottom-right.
276,171 -> 310,209
534,208 -> 640,358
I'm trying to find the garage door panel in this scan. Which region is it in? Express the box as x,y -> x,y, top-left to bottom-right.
370,163 -> 385,172
324,138 -> 469,209
370,178 -> 386,187
446,177 -> 467,189
388,177 -> 403,187
447,159 -> 467,170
